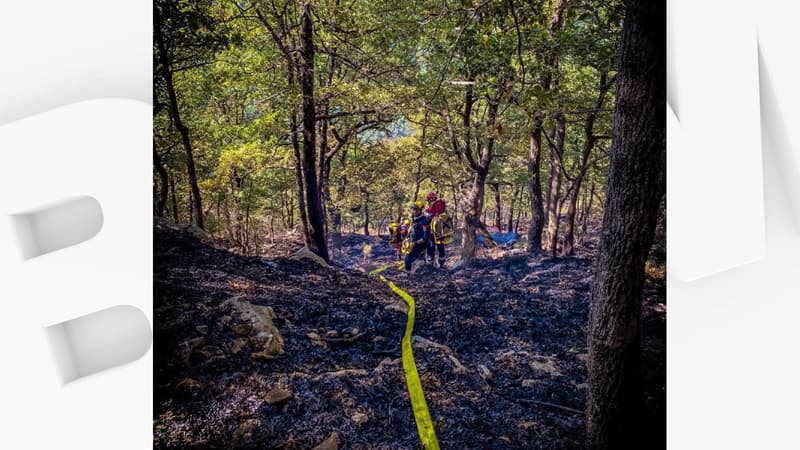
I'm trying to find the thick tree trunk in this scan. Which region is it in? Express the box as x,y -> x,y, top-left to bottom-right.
460,96 -> 499,264
527,125 -> 546,253
299,2 -> 329,262
154,145 -> 169,217
460,169 -> 488,264
155,8 -> 204,229
586,0 -> 665,448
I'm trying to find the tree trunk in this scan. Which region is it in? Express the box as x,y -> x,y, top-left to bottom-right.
292,116 -> 311,246
489,182 -> 502,232
331,149 -> 347,259
528,0 -> 567,252
363,190 -> 370,236
153,145 -> 169,217
155,7 -> 203,229
299,2 -> 329,262
527,125 -> 545,253
460,169 -> 488,264
563,73 -> 611,256
586,0 -> 665,448
318,105 -> 331,239
507,185 -> 519,233
581,182 -> 597,239
546,114 -> 566,256
170,177 -> 178,222
187,188 -> 194,223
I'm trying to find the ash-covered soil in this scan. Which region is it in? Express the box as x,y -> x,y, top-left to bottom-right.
154,226 -> 665,449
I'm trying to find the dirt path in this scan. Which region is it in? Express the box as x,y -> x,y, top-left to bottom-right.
154,228 -> 665,449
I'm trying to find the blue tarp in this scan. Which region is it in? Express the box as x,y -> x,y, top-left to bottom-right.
477,231 -> 520,245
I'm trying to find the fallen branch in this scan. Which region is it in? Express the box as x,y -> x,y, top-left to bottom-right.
321,332 -> 367,344
516,398 -> 584,415
412,336 -> 468,373
312,368 -> 368,381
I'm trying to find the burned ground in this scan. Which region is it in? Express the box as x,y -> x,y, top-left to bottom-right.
154,226 -> 665,449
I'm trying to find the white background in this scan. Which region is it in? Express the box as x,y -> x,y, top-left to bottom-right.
0,1 -> 152,449
1,1 -> 799,449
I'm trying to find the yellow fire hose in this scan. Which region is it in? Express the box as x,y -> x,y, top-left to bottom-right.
370,266 -> 440,450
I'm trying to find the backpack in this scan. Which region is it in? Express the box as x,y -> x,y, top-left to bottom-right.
401,235 -> 413,255
432,213 -> 454,245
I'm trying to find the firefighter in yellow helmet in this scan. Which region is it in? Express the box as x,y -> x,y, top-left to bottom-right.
403,201 -> 431,274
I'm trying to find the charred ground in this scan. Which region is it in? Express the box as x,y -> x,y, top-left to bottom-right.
154,223 -> 665,449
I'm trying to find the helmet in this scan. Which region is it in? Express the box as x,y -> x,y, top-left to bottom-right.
403,219 -> 411,226
427,192 -> 438,201
414,200 -> 425,209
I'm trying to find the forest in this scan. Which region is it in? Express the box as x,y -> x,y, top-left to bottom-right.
153,0 -> 665,449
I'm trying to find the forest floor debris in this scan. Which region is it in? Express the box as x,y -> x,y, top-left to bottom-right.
154,226 -> 665,449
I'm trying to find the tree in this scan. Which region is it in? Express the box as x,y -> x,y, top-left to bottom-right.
586,0 -> 665,448
299,1 -> 330,262
562,71 -> 614,256
526,0 -> 567,254
153,0 -> 228,229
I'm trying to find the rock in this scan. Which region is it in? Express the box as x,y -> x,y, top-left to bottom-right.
521,379 -> 541,388
222,297 -> 285,358
153,217 -> 209,242
351,412 -> 369,426
346,327 -> 359,336
529,355 -> 561,377
307,332 -> 327,348
198,345 -> 225,363
181,337 -> 206,363
195,325 -> 209,335
312,432 -> 340,450
229,338 -> 248,354
218,315 -> 232,327
175,378 -> 203,398
251,351 -> 280,361
264,388 -> 293,405
289,246 -> 331,267
233,323 -> 253,336
410,259 -> 426,273
184,337 -> 206,352
186,439 -> 209,450
232,419 -> 261,447
478,364 -> 492,381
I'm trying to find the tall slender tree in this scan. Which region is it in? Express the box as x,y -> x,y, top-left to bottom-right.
299,1 -> 330,262
154,2 -> 205,229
